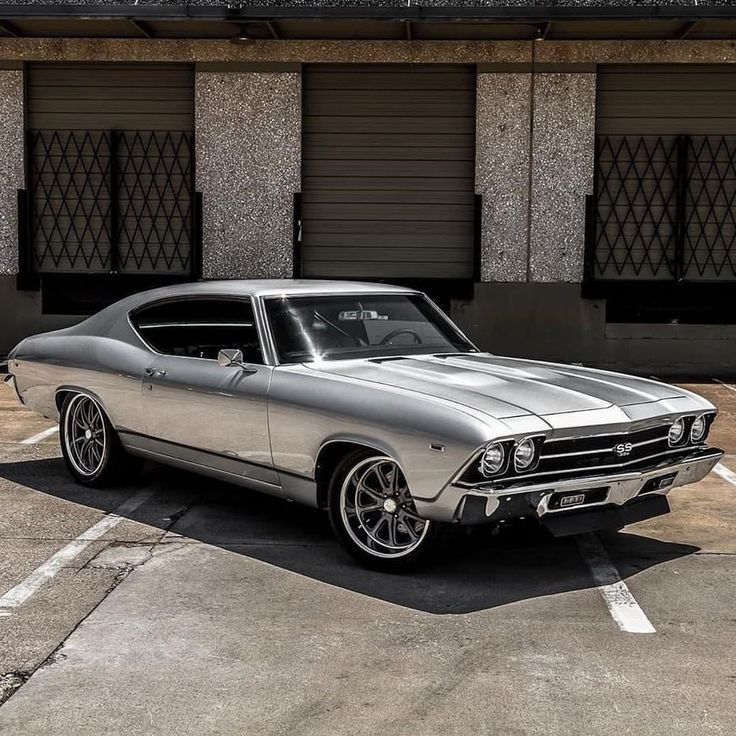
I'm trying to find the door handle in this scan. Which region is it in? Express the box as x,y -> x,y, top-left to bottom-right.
144,368 -> 167,377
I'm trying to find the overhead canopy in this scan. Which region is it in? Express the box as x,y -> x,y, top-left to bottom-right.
0,4 -> 735,41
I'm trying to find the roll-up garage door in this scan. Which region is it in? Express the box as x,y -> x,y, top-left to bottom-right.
26,63 -> 195,276
27,62 -> 194,130
593,65 -> 736,282
301,65 -> 476,279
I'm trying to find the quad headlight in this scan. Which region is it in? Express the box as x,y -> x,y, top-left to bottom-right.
514,437 -> 537,471
668,418 -> 686,446
691,414 -> 708,443
479,442 -> 505,477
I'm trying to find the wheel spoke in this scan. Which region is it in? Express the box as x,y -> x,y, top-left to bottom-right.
398,514 -> 420,542
359,501 -> 384,513
356,480 -> 384,503
399,507 -> 423,522
374,465 -> 392,493
386,516 -> 398,547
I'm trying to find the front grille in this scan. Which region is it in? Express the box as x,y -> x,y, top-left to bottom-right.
539,424 -> 672,475
456,415 -> 715,489
495,422 -> 708,490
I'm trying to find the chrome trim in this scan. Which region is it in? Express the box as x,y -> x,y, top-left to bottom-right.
465,448 -> 723,500
667,415 -> 689,447
459,444 -> 710,488
542,419 -> 676,443
138,321 -> 255,329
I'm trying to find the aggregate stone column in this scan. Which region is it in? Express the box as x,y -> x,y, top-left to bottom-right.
0,70 -> 24,276
475,73 -> 532,282
196,72 -> 301,279
529,73 -> 596,282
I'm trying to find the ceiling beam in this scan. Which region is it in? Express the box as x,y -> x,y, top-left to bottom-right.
0,4 -> 735,23
677,20 -> 699,39
128,18 -> 153,38
537,21 -> 552,41
0,19 -> 21,37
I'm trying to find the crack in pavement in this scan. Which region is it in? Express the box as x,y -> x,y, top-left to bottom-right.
0,489 -> 203,709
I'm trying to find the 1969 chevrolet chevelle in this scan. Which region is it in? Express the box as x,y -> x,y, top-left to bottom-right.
4,280 -> 724,569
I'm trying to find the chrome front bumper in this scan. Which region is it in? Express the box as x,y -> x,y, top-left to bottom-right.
416,447 -> 724,528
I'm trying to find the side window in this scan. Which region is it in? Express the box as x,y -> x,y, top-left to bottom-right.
131,298 -> 264,364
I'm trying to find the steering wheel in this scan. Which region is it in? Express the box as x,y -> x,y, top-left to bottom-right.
379,328 -> 423,346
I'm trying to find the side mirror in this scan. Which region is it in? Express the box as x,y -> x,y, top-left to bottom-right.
217,349 -> 258,375
217,348 -> 244,367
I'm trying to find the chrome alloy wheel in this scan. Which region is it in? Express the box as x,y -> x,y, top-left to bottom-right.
63,394 -> 107,477
339,456 -> 430,559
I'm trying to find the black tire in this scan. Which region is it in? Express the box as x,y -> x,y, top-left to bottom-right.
59,392 -> 143,487
327,448 -> 442,571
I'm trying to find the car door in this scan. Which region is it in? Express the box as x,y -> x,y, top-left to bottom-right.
131,296 -> 277,489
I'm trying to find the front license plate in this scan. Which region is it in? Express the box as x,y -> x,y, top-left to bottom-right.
559,493 -> 586,508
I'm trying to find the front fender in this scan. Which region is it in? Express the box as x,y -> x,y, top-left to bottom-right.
268,365 -> 504,501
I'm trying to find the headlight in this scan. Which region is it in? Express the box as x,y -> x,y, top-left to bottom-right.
691,414 -> 707,443
514,437 -> 536,471
479,442 -> 505,477
668,418 -> 685,446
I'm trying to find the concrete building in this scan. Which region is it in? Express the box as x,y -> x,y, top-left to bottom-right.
1,1 -> 736,374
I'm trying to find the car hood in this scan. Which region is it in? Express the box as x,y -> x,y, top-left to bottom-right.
307,353 -> 687,419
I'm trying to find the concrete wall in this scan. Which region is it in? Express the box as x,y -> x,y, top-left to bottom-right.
0,277 -> 80,353
452,283 -> 736,376
196,71 -> 301,279
0,70 -> 23,277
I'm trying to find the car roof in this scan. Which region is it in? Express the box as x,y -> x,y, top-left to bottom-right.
80,280 -> 422,332
126,279 -> 418,305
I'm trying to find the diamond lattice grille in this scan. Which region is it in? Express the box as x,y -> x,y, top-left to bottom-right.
30,131 -> 113,272
29,130 -> 194,275
684,136 -> 736,281
591,134 -> 736,283
592,136 -> 678,281
116,131 -> 193,274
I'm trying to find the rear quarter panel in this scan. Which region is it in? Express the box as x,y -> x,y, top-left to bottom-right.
10,331 -> 151,433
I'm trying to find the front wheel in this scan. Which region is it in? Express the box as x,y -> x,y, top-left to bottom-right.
327,450 -> 441,571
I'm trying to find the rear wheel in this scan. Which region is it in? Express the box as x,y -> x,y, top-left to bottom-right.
59,393 -> 142,487
327,450 -> 441,571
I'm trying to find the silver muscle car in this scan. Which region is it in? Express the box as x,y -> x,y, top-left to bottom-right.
4,280 -> 723,569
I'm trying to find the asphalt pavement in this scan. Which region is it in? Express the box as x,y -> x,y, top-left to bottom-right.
0,379 -> 734,735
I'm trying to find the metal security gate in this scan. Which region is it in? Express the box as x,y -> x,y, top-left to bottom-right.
21,63 -> 197,283
589,134 -> 736,282
587,65 -> 736,287
300,65 -> 477,280
28,129 -> 195,274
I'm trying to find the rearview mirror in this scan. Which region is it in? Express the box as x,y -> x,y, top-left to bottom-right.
217,348 -> 244,367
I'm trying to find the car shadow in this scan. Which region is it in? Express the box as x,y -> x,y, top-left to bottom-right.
0,457 -> 700,615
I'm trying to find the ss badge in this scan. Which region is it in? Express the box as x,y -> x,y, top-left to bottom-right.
613,442 -> 633,458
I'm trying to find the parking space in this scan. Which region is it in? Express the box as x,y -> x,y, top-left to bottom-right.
0,379 -> 734,735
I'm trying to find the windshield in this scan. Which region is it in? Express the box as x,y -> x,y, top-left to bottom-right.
265,293 -> 477,364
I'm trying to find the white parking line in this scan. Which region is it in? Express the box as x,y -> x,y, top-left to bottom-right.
714,462 -> 736,486
577,533 -> 656,634
20,425 -> 59,445
713,378 -> 736,394
0,488 -> 154,617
